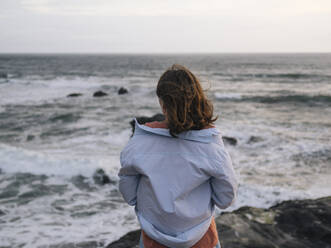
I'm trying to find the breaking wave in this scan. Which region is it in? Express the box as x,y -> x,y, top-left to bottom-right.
215,94 -> 331,105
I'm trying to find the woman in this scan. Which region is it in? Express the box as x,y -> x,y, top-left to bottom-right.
119,64 -> 238,248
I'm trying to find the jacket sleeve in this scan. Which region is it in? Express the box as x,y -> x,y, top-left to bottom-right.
210,149 -> 238,209
118,146 -> 140,206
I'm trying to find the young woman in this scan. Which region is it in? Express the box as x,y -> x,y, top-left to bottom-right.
119,64 -> 238,248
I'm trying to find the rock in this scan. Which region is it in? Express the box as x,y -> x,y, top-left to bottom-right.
105,197 -> 331,248
67,93 -> 83,97
118,87 -> 128,95
217,197 -> 331,248
93,168 -> 114,185
106,230 -> 141,248
93,91 -> 108,97
71,175 -> 96,191
26,134 -> 35,141
130,113 -> 165,135
0,72 -> 8,79
0,209 -> 7,216
222,136 -> 237,146
247,135 -> 264,144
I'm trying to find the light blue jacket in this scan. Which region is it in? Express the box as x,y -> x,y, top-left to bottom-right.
119,119 -> 238,248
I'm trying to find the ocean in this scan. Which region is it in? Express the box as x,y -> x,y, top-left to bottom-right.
0,53 -> 330,247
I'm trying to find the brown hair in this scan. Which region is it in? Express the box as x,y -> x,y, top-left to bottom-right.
156,64 -> 217,137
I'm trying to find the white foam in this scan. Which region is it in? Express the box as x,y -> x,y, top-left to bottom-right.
0,178 -> 138,247
103,129 -> 132,147
214,92 -> 242,100
0,76 -> 125,105
0,143 -> 118,177
234,184 -> 308,209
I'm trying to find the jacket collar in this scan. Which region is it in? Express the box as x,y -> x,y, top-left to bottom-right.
133,118 -> 220,143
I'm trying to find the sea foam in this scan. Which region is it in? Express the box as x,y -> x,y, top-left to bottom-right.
214,92 -> 242,100
0,143 -> 118,177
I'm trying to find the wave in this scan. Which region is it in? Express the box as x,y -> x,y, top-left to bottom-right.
0,143 -> 118,177
214,92 -> 242,100
247,95 -> 331,104
215,93 -> 331,105
212,72 -> 331,81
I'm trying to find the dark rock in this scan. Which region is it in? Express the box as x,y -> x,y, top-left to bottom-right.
217,197 -> 331,248
222,136 -> 237,146
0,209 -> 7,216
247,135 -> 264,144
106,230 -> 140,248
67,93 -> 83,97
26,134 -> 35,141
130,113 -> 165,135
71,175 -> 96,191
93,91 -> 108,97
93,168 -> 115,185
0,72 -> 8,79
106,197 -> 331,248
118,87 -> 128,95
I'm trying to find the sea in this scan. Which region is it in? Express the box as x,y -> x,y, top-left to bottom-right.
0,53 -> 330,248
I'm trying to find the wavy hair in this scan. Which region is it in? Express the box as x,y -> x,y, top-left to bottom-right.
156,64 -> 217,137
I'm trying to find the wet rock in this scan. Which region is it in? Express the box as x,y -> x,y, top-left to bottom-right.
26,134 -> 35,141
130,113 -> 165,135
222,136 -> 237,146
0,209 -> 7,216
0,72 -> 8,78
67,93 -> 83,97
118,87 -> 128,95
71,175 -> 96,191
93,168 -> 114,185
247,135 -> 264,144
93,91 -> 108,97
106,197 -> 331,248
218,197 -> 331,248
106,229 -> 140,248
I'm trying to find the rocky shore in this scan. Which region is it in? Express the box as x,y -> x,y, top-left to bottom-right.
106,196 -> 331,248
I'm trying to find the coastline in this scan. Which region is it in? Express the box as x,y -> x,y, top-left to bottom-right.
106,196 -> 331,248
1,54 -> 331,247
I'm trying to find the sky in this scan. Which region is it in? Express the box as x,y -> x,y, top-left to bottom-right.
0,0 -> 331,53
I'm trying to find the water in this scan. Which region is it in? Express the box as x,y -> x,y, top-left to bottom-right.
0,53 -> 330,247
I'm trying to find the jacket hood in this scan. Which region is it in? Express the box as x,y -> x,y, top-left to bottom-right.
133,118 -> 220,144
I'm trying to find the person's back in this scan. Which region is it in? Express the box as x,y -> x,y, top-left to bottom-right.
119,64 -> 238,248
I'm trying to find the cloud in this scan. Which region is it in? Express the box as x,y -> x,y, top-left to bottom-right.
1,0 -> 330,53
20,0 -> 211,16
20,0 -> 331,17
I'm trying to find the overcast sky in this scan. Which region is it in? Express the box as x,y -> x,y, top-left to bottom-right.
0,0 -> 331,53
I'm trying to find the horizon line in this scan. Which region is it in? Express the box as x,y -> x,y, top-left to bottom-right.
0,51 -> 330,55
